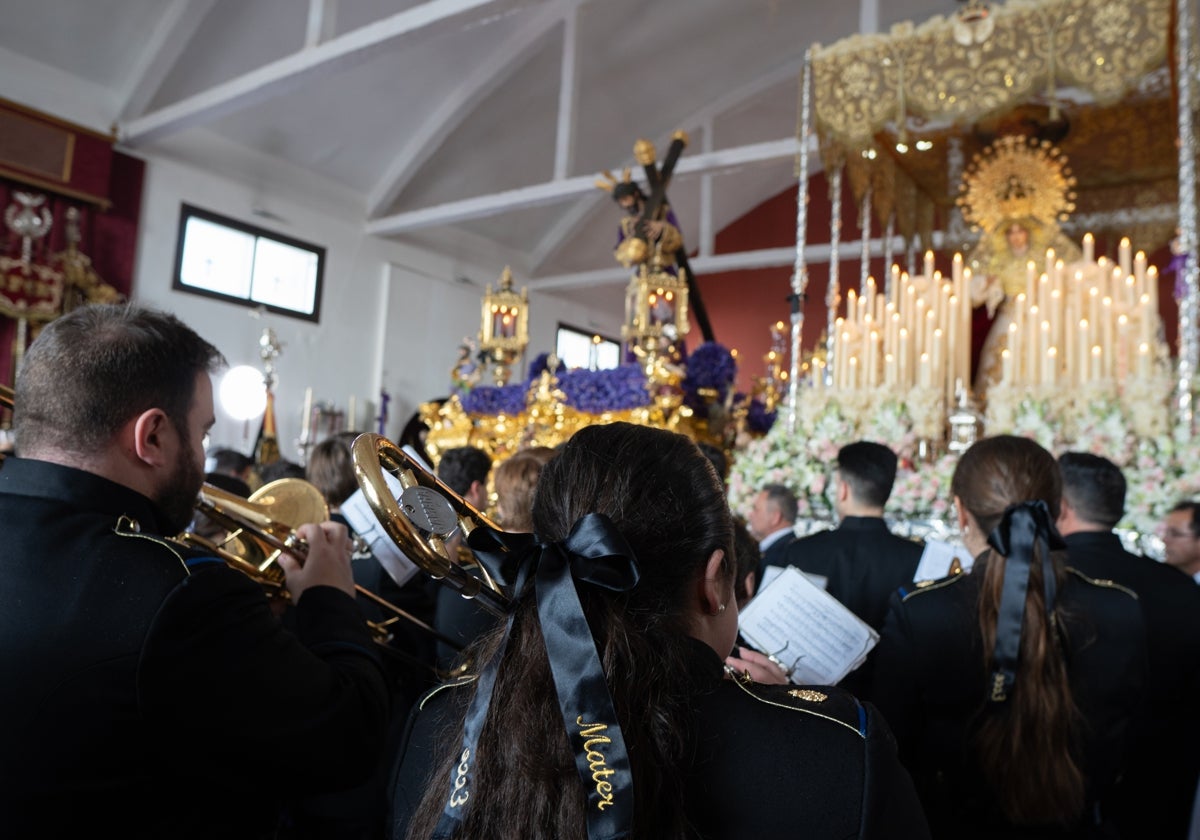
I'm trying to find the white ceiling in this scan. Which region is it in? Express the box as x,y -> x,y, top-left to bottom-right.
0,0 -> 953,310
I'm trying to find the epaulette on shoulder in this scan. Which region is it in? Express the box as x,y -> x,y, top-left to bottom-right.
729,677 -> 867,737
902,570 -> 968,601
1066,567 -> 1138,599
419,674 -> 478,711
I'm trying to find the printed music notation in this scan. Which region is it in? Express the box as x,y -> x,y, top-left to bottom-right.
738,566 -> 878,686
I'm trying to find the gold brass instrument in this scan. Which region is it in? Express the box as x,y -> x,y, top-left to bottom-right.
351,432 -> 512,618
182,477 -> 461,649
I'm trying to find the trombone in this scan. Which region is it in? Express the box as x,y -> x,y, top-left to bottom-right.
182,477 -> 465,651
351,433 -> 512,618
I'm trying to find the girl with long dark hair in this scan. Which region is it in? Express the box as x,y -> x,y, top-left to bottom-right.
389,422 -> 928,839
871,435 -> 1147,838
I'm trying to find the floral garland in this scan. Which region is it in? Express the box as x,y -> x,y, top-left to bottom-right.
728,378 -> 1189,554
461,342 -> 739,418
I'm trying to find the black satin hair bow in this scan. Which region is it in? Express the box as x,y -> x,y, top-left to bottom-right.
434,513 -> 640,840
985,500 -> 1065,704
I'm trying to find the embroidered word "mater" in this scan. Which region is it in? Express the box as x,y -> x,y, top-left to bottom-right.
576,716 -> 617,810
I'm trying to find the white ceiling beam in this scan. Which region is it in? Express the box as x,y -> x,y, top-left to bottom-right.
306,0 -> 339,47
529,56 -> 805,271
552,2 -> 579,181
121,0 -> 516,145
117,0 -> 218,120
368,137 -> 801,235
367,1 -> 565,216
532,234 -> 922,291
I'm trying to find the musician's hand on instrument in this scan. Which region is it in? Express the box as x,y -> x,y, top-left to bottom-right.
724,646 -> 789,685
277,521 -> 357,600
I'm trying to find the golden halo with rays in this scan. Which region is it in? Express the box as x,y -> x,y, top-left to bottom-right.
956,135 -> 1077,235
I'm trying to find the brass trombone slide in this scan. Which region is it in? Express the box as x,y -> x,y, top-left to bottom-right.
191,479 -> 465,651
351,433 -> 512,618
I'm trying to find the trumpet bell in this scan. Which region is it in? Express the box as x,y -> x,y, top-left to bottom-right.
195,477 -> 329,578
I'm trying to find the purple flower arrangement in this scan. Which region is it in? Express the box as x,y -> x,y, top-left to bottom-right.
461,383 -> 527,415
681,342 -> 737,411
558,364 -> 648,413
746,397 -> 777,433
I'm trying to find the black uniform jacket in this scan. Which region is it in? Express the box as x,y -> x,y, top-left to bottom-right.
0,457 -> 391,839
388,637 -> 931,839
870,557 -> 1148,839
1064,531 -> 1200,839
780,517 -> 923,633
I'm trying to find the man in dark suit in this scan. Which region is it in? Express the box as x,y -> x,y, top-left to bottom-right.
0,304 -> 390,838
1058,452 -> 1200,840
780,441 -> 922,696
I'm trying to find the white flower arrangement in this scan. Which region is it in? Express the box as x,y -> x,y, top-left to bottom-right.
730,374 -> 1189,537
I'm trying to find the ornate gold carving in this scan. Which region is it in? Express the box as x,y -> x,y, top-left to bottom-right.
812,0 -> 1169,153
788,689 -> 828,703
957,135 -> 1077,234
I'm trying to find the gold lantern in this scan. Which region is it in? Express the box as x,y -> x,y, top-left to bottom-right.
479,266 -> 529,386
621,248 -> 689,361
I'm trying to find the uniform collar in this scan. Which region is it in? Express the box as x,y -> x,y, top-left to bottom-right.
836,515 -> 890,532
0,456 -> 171,534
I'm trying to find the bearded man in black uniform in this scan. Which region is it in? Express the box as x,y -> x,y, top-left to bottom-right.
1058,451 -> 1200,840
780,441 -> 922,696
0,304 -> 390,839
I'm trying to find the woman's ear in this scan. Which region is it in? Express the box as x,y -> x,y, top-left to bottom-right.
700,548 -> 728,616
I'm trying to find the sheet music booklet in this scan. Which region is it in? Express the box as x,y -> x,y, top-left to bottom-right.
738,565 -> 878,686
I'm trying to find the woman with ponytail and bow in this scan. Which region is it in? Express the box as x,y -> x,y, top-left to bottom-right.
871,435 -> 1148,839
389,422 -> 929,840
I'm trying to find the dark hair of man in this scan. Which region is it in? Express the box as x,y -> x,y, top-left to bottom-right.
950,435 -> 1084,826
1169,500 -> 1200,537
259,459 -> 306,484
436,446 -> 492,497
761,482 -> 798,525
836,441 -> 898,509
210,447 -> 253,476
306,432 -> 359,508
1057,451 -> 1125,529
15,303 -> 223,457
406,422 -> 734,839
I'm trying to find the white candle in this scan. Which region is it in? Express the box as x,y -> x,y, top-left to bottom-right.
1083,232 -> 1094,263
919,351 -> 931,389
1001,348 -> 1012,384
1078,320 -> 1090,385
1137,342 -> 1151,379
347,395 -> 357,431
924,250 -> 935,280
1119,237 -> 1132,277
1090,345 -> 1102,381
899,328 -> 910,388
1044,346 -> 1058,387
